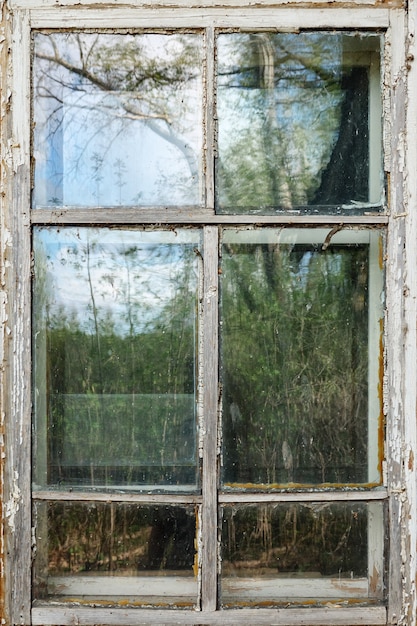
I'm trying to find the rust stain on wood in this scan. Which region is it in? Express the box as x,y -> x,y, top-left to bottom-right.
369,564 -> 380,595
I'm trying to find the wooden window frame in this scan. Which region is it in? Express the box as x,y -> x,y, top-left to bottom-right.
1,2 -> 417,625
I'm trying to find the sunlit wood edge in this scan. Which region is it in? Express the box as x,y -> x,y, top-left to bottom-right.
32,605 -> 387,625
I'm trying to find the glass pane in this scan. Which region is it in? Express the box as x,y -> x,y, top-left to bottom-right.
33,33 -> 203,207
221,502 -> 383,606
220,228 -> 383,486
216,33 -> 382,214
33,227 -> 200,490
33,502 -> 198,606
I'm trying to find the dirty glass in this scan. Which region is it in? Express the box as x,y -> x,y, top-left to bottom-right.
33,502 -> 198,605
33,227 -> 200,490
221,502 -> 383,605
32,33 -> 203,207
220,228 -> 383,486
216,33 -> 382,214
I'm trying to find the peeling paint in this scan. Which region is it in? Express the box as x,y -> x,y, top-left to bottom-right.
205,284 -> 217,302
4,471 -> 21,533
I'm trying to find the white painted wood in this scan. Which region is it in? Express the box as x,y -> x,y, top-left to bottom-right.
222,576 -> 369,600
369,50 -> 383,204
384,9 -> 417,626
32,324 -> 48,488
0,8 -> 11,624
28,6 -> 390,29
47,575 -> 198,598
2,7 -> 33,625
222,226 -> 378,245
396,0 -> 417,623
46,573 -> 368,600
364,235 -> 385,600
11,0 -> 399,8
368,501 -> 385,599
31,605 -> 387,625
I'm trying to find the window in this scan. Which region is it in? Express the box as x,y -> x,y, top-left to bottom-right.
4,5 -> 416,626
29,26 -> 387,622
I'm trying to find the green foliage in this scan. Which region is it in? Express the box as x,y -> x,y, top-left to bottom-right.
34,231 -> 199,487
221,241 -> 369,485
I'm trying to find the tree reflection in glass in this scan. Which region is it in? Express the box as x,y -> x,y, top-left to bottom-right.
33,33 -> 203,207
33,227 -> 201,490
216,33 -> 382,213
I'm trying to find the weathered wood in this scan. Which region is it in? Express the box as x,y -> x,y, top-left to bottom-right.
26,6 -> 392,27
385,8 -> 417,626
2,7 -> 32,625
201,225 -> 219,612
222,576 -> 369,599
31,208 -> 389,225
33,488 -> 387,503
204,27 -> 215,210
31,605 -> 387,625
0,3 -> 10,622
219,490 -> 388,502
42,573 -> 368,600
47,575 -> 198,598
367,232 -> 385,483
50,575 -> 368,598
392,0 -> 417,623
10,0 -> 403,8
33,490 -> 202,503
31,206 -> 212,223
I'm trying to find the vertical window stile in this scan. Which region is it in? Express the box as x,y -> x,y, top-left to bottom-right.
201,225 -> 220,611
201,28 -> 218,609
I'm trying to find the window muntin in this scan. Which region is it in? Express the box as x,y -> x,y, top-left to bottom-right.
220,228 -> 384,487
216,33 -> 382,214
32,33 -> 204,208
30,28 -> 386,616
33,227 -> 201,491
